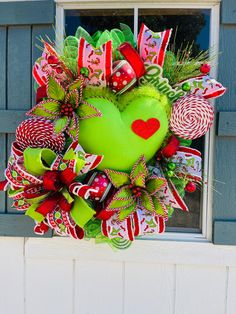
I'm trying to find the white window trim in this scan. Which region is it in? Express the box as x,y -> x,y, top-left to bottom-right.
55,1 -> 220,243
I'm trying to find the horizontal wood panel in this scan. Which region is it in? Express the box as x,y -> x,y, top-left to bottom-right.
3,237 -> 236,314
0,4 -> 55,233
216,26 -> 236,112
217,111 -> 236,136
221,0 -> 236,24
213,137 -> 236,220
0,110 -> 27,133
214,221 -> 236,245
0,214 -> 52,237
25,237 -> 236,267
0,1 -> 54,26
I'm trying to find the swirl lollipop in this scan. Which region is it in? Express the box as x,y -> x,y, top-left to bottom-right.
170,95 -> 214,140
16,118 -> 65,153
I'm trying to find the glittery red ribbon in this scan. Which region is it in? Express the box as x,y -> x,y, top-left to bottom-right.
118,42 -> 146,78
42,168 -> 77,192
43,170 -> 62,191
35,193 -> 72,218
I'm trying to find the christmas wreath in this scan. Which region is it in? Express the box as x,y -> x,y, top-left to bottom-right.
0,24 -> 226,249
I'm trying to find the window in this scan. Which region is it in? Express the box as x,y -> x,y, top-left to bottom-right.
56,1 -> 219,241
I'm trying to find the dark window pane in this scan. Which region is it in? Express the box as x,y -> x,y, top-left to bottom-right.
138,9 -> 210,54
65,9 -> 134,36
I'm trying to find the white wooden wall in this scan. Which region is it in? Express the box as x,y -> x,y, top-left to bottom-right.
1,237 -> 236,314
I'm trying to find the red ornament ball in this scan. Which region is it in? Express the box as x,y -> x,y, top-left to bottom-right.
86,172 -> 111,202
109,60 -> 136,95
200,63 -> 211,74
185,182 -> 197,193
16,117 -> 65,153
47,55 -> 59,65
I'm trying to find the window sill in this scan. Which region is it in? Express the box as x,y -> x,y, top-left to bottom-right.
23,234 -> 236,267
147,231 -> 209,242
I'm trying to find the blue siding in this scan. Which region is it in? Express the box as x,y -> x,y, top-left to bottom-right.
0,1 -> 54,237
0,1 -> 54,26
221,0 -> 236,24
213,1 -> 236,244
217,112 -> 236,136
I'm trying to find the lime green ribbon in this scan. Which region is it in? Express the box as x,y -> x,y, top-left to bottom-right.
23,147 -> 96,227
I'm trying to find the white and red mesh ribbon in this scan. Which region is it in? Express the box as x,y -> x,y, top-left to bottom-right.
101,210 -> 166,241
175,75 -> 226,99
5,156 -> 43,189
82,153 -> 104,174
170,146 -> 202,183
33,42 -> 74,87
138,23 -> 172,67
46,207 -> 84,239
148,164 -> 188,212
77,38 -> 112,87
170,94 -> 214,140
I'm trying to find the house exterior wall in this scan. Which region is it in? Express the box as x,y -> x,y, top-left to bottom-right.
0,0 -> 236,313
1,236 -> 236,314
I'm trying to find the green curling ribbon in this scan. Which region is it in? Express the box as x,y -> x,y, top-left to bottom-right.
84,219 -> 102,238
110,238 -> 132,250
24,147 -> 56,176
70,197 -> 96,228
94,235 -> 132,250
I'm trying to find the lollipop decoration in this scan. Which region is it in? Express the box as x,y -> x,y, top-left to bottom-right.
16,118 -> 65,153
0,23 -> 226,249
170,95 -> 215,140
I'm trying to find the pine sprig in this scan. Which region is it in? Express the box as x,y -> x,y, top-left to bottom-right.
163,42 -> 217,85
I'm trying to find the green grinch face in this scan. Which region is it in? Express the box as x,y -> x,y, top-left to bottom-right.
79,95 -> 168,171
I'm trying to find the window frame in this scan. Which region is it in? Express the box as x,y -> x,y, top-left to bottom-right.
55,0 -> 221,243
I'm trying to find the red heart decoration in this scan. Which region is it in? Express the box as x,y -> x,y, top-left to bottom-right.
131,118 -> 160,140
